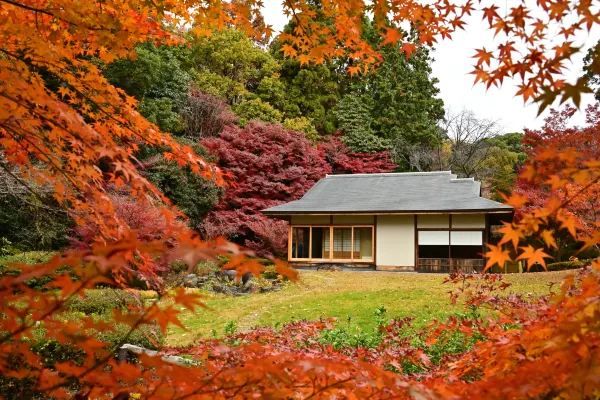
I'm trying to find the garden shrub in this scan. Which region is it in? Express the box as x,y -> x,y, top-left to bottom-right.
547,259 -> 587,271
66,288 -> 141,315
97,322 -> 164,350
202,122 -> 330,256
0,375 -> 47,400
194,260 -> 221,276
30,339 -> 85,368
0,251 -> 58,289
261,264 -> 280,280
142,160 -> 222,230
0,237 -> 18,256
320,327 -> 381,349
0,251 -> 55,269
62,289 -> 163,350
0,192 -> 72,253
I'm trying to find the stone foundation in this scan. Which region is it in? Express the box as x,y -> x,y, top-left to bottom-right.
291,263 -> 416,272
375,265 -> 415,272
292,263 -> 375,271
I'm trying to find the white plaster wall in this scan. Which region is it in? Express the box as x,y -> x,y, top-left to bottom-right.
291,215 -> 330,225
376,215 -> 415,267
332,215 -> 375,224
417,214 -> 450,229
451,214 -> 486,229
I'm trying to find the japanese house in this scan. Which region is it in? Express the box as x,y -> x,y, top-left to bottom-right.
262,171 -> 513,272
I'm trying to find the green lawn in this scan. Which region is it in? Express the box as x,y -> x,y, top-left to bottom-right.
166,270 -> 570,347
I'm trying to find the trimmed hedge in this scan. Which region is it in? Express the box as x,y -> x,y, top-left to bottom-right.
98,322 -> 164,350
66,288 -> 141,315
0,251 -> 58,289
64,288 -> 164,350
547,260 -> 587,271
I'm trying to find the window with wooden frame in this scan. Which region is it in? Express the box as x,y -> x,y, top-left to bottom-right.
289,225 -> 374,262
417,229 -> 484,259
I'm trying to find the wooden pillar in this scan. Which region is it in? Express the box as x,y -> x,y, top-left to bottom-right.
448,214 -> 452,271
288,225 -> 293,261
374,216 -> 378,265
414,215 -> 418,271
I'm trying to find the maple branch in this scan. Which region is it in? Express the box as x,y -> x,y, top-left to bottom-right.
304,377 -> 355,399
0,0 -> 122,31
0,274 -> 91,345
0,0 -> 54,17
0,122 -> 82,192
550,173 -> 600,215
0,159 -> 66,214
38,293 -> 165,394
173,373 -> 258,399
283,0 -> 311,41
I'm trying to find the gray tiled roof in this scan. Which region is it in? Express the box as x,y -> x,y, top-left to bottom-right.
262,171 -> 513,215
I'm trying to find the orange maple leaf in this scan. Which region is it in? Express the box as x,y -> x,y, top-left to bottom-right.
382,28 -> 403,45
517,245 -> 552,270
484,244 -> 512,271
498,223 -> 522,249
541,229 -> 558,249
482,5 -> 500,25
557,211 -> 579,237
474,48 -> 493,66
401,42 -> 417,58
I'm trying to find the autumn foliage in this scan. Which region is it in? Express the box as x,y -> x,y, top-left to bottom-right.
202,124 -> 395,255
201,122 -> 328,255
516,105 -> 600,241
487,103 -> 600,272
71,193 -> 178,289
1,0 -> 600,398
161,267 -> 599,399
318,135 -> 397,174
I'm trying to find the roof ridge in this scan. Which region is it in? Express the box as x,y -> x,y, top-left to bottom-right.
325,171 -> 453,178
450,177 -> 475,182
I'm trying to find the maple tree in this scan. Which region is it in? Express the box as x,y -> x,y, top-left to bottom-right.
70,193 -> 179,289
1,0 -> 600,397
515,105 -> 600,247
280,0 -> 599,107
202,126 -> 396,256
202,122 -> 329,256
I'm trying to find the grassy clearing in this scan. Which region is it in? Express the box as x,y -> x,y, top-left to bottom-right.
166,270 -> 570,347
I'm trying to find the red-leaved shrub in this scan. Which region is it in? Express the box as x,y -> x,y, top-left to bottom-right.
202,122 -> 330,256
71,193 -> 176,288
202,126 -> 399,255
319,134 -> 397,174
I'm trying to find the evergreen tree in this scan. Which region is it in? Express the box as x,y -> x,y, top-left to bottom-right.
105,43 -> 191,134
334,94 -> 391,152
330,22 -> 444,163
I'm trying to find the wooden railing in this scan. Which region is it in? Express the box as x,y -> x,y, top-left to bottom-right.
416,258 -> 484,273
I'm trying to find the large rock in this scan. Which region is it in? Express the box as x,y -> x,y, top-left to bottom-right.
183,273 -> 199,287
241,271 -> 253,285
219,270 -> 237,281
242,279 -> 260,294
118,344 -> 195,366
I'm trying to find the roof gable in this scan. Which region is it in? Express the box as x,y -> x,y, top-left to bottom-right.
262,171 -> 512,215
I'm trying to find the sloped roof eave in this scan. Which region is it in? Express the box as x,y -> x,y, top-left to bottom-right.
260,171 -> 514,217
262,207 -> 514,216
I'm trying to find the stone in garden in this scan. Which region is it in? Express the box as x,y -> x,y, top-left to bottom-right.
241,271 -> 253,285
243,280 -> 260,293
220,270 -> 236,281
184,273 -> 199,287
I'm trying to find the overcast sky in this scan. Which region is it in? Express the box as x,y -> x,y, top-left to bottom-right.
261,4 -> 600,133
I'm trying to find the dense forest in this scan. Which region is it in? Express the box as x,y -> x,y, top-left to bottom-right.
0,24 -> 545,257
